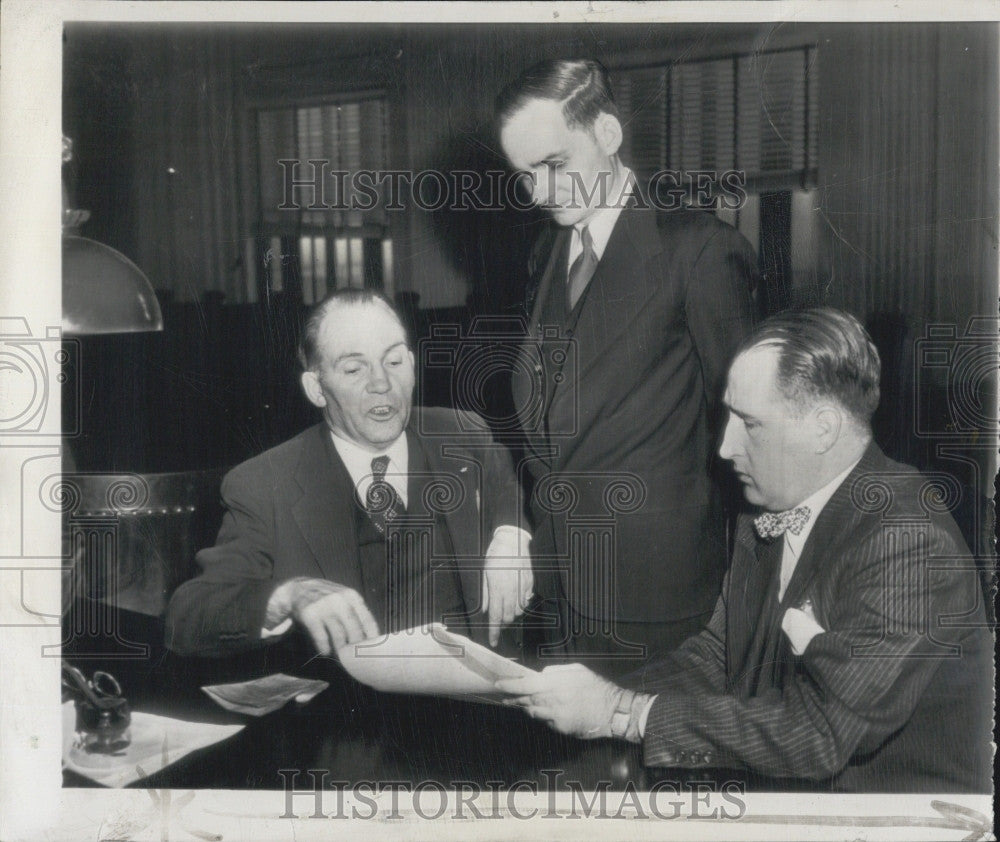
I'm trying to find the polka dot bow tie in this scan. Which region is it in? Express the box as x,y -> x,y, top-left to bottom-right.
753,506 -> 811,540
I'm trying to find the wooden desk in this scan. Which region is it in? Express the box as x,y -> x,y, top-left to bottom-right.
62,602 -> 662,792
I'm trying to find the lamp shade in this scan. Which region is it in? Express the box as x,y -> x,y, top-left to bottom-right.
62,235 -> 163,335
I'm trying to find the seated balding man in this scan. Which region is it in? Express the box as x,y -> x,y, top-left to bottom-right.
167,290 -> 532,659
498,307 -> 992,793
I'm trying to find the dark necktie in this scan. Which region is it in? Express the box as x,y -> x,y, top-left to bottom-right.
567,225 -> 598,310
365,455 -> 405,535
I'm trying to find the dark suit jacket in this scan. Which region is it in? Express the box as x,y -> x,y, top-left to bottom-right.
640,443 -> 993,792
165,407 -> 521,656
512,202 -> 757,622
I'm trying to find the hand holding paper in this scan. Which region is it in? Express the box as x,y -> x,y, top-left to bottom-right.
496,663 -> 623,738
267,577 -> 380,655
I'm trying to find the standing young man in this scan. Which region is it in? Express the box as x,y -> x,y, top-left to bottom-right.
497,59 -> 758,676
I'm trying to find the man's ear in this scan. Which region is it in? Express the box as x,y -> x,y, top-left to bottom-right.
593,112 -> 623,156
301,370 -> 326,409
813,405 -> 843,454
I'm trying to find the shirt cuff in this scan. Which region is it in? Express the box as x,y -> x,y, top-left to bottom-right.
638,693 -> 658,738
261,618 -> 293,639
262,578 -> 299,635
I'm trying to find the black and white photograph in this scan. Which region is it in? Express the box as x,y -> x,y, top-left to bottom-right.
0,2 -> 996,840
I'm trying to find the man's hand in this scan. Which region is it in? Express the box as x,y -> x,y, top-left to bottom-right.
495,663 -> 624,738
482,526 -> 534,647
267,577 -> 379,656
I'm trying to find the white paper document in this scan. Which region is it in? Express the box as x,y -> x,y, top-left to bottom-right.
336,623 -> 536,702
202,673 -> 330,716
62,702 -> 245,787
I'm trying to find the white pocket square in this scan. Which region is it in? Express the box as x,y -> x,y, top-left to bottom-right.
781,601 -> 825,655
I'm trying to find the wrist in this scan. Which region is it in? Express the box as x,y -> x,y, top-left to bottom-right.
265,580 -> 295,628
265,577 -> 315,627
610,689 -> 652,743
608,687 -> 632,740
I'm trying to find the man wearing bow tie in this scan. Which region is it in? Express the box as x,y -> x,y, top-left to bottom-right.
498,308 -> 992,792
166,290 -> 532,658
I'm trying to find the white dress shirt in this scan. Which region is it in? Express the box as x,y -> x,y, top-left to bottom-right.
565,167 -> 635,276
330,430 -> 529,550
777,457 -> 861,602
330,429 -> 409,508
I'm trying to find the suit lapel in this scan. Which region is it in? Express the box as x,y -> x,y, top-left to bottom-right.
547,200 -> 666,420
780,442 -> 885,610
528,225 -> 570,329
410,422 -> 482,613
290,424 -> 363,589
728,517 -> 782,685
513,227 -> 570,467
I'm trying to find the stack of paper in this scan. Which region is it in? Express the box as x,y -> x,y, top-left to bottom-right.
336,623 -> 536,702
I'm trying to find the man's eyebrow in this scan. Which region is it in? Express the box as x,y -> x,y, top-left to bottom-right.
725,404 -> 756,422
529,151 -> 567,168
332,342 -> 407,366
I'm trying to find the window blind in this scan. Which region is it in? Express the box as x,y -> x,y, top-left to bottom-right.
613,46 -> 817,194
257,97 -> 389,232
254,95 -> 391,301
612,66 -> 669,179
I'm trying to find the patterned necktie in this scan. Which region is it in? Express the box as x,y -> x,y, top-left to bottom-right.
365,455 -> 404,535
567,225 -> 598,310
753,506 -> 811,540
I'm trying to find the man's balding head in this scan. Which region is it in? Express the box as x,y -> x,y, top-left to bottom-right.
299,290 -> 415,452
298,289 -> 408,371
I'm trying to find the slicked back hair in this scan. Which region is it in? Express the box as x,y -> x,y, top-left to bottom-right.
297,289 -> 407,371
496,58 -> 619,131
736,307 -> 881,426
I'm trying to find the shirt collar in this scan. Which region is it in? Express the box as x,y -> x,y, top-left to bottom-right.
785,456 -> 862,555
570,167 -> 634,262
329,429 -> 409,506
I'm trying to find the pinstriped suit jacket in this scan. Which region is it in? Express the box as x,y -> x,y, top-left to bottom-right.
638,442 -> 993,792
